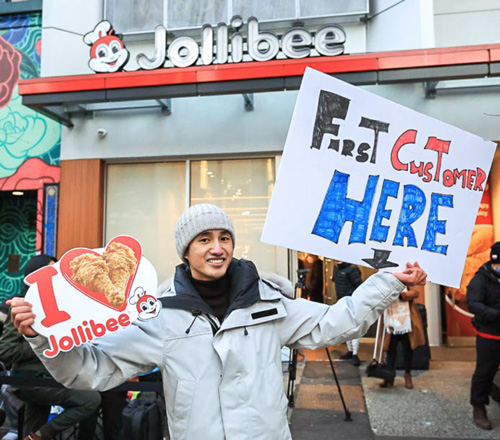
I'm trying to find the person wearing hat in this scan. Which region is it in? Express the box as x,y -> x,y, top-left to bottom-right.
466,241 -> 500,430
10,203 -> 427,440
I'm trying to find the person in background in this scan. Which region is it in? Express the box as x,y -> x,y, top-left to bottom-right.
466,241 -> 500,430
308,256 -> 324,303
0,255 -> 101,440
333,261 -> 363,366
0,299 -> 22,440
10,205 -> 426,440
379,288 -> 425,389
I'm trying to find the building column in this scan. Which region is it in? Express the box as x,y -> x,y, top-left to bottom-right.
425,281 -> 442,346
57,159 -> 105,258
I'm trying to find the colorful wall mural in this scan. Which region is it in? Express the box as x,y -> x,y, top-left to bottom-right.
0,12 -> 61,302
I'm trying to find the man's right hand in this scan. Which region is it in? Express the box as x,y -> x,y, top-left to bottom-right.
8,297 -> 39,337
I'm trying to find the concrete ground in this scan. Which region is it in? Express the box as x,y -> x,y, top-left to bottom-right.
364,361 -> 500,439
288,342 -> 499,440
361,343 -> 500,439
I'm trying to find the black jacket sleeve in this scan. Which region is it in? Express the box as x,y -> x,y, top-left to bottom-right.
0,315 -> 39,366
466,274 -> 500,323
348,266 -> 362,289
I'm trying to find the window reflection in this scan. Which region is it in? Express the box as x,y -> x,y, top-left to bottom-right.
106,162 -> 186,283
191,158 -> 277,272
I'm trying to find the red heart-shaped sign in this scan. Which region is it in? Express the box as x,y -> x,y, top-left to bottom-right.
59,236 -> 142,311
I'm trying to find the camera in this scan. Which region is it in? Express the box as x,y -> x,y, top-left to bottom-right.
296,268 -> 310,291
297,268 -> 310,280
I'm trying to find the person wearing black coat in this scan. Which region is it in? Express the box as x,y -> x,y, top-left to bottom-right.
466,241 -> 500,431
0,255 -> 101,440
333,261 -> 363,365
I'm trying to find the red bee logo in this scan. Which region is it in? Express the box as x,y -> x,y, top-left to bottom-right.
84,20 -> 129,73
129,287 -> 161,321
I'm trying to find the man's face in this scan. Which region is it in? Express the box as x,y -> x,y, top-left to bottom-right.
184,229 -> 234,281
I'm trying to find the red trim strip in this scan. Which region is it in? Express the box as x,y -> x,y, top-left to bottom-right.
474,329 -> 500,340
18,43 -> 500,96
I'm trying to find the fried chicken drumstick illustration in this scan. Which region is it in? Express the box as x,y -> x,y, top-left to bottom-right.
70,253 -> 124,307
102,242 -> 137,302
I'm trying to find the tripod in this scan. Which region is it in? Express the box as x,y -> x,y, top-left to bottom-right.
286,269 -> 352,422
325,347 -> 352,421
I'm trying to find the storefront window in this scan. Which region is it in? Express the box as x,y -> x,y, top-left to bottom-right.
105,0 -> 368,32
190,158 -> 278,273
300,0 -> 368,17
232,0 -> 295,22
167,0 -> 227,29
105,0 -> 164,34
105,162 -> 186,284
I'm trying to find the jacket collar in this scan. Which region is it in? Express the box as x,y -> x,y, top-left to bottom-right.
479,262 -> 500,284
160,258 -> 262,318
220,279 -> 287,331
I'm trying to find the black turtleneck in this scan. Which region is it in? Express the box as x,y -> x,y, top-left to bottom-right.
190,273 -> 231,322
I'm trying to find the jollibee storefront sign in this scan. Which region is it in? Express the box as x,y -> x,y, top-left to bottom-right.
83,18 -> 346,73
25,236 -> 159,358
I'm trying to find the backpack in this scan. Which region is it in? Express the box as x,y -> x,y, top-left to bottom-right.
121,394 -> 166,440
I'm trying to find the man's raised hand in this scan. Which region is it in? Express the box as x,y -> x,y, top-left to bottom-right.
393,262 -> 427,286
8,297 -> 38,337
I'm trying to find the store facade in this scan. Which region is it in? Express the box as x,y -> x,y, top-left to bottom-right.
17,0 -> 500,346
0,0 -> 61,303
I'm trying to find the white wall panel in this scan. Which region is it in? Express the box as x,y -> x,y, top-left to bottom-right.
61,91 -> 297,160
434,0 -> 500,15
367,0 -> 434,52
41,28 -> 92,77
434,0 -> 500,47
42,0 -> 103,76
363,83 -> 500,141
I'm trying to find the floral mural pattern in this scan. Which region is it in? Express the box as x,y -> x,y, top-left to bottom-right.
0,13 -> 60,180
0,193 -> 37,298
0,36 -> 21,108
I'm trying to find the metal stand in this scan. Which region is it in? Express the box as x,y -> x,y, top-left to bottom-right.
286,269 -> 308,409
286,348 -> 298,408
325,348 -> 352,421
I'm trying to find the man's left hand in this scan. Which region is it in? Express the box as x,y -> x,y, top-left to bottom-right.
393,262 -> 427,286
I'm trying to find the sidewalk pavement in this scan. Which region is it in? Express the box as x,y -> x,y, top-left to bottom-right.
287,342 -> 499,440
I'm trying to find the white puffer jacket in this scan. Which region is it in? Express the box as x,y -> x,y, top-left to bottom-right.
28,259 -> 404,440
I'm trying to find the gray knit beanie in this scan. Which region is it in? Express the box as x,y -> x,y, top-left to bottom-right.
175,203 -> 236,263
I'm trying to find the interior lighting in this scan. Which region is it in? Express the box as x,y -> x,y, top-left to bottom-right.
12,191 -> 24,196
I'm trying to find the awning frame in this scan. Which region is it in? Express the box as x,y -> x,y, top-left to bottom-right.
18,43 -> 500,128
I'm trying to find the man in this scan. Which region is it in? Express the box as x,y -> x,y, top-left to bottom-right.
466,241 -> 500,430
333,261 -> 363,366
10,204 -> 426,440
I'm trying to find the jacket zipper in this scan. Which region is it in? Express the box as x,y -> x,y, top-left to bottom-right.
204,314 -> 220,335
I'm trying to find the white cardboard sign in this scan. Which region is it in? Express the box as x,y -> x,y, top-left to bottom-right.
25,236 -> 159,357
262,68 -> 496,288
